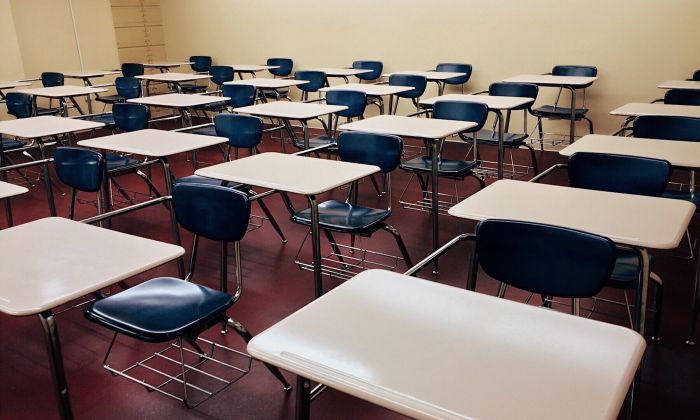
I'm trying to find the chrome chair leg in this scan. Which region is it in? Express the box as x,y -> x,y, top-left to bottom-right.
256,198 -> 286,243
381,224 -> 413,267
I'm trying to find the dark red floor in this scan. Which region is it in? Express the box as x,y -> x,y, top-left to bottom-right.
1,125 -> 698,419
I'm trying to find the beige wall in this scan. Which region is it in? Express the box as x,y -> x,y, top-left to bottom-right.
160,0 -> 700,134
0,0 -> 25,80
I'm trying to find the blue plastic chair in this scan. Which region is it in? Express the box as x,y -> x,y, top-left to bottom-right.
222,84 -> 256,108
474,219 -> 616,313
179,55 -> 212,93
5,92 -> 33,119
664,89 -> 700,106
2,93 -> 43,184
84,183 -> 290,407
267,58 -> 293,77
532,65 -> 597,148
400,100 -> 488,189
352,60 -> 383,82
435,63 -> 472,93
209,65 -> 234,88
692,70 -> 700,81
567,151 -> 670,337
293,90 -> 368,150
295,70 -> 326,101
471,82 -> 540,174
95,77 -> 142,110
39,72 -> 65,114
289,131 -> 413,270
388,74 -> 427,114
121,63 -> 145,77
112,103 -> 149,132
53,147 -> 105,219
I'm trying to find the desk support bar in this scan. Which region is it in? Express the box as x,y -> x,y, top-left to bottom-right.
80,195 -> 171,224
529,163 -> 567,183
404,233 -> 475,277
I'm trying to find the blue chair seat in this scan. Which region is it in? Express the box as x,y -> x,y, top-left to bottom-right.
96,94 -> 125,104
85,277 -> 234,343
174,175 -> 243,190
189,125 -> 217,137
475,129 -> 528,146
662,190 -> 700,214
293,135 -> 337,150
179,83 -> 207,93
400,156 -> 479,178
195,100 -> 227,111
36,107 -> 62,116
263,88 -> 289,99
1,138 -> 26,151
84,113 -> 116,126
291,200 -> 391,234
607,249 -> 654,289
106,153 -> 140,172
532,105 -> 589,118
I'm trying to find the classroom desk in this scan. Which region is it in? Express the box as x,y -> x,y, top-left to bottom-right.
0,116 -> 105,215
224,78 -> 309,102
226,64 -> 280,79
128,93 -> 229,126
610,102 -> 700,119
339,115 -> 476,273
0,80 -> 32,101
248,269 -> 646,420
385,70 -> 467,95
657,80 -> 700,90
308,68 -> 372,84
135,72 -> 211,94
142,61 -> 192,73
63,70 -> 120,113
16,85 -> 108,116
0,180 -> 28,227
0,217 -> 184,420
195,152 -> 378,298
503,74 -> 598,144
448,179 -> 695,336
419,94 -> 535,179
319,83 -> 414,114
233,101 -> 347,150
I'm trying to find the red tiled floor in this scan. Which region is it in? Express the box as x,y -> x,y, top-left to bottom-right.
0,125 -> 698,419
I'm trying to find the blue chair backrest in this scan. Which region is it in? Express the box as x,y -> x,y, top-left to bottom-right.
41,72 -> 64,87
552,65 -> 597,77
113,103 -> 149,132
210,66 -> 234,86
172,183 -> 250,242
267,58 -> 293,77
632,115 -> 700,142
488,82 -> 539,110
475,219 -> 616,297
432,100 -> 489,132
53,147 -> 104,192
295,70 -> 326,92
664,89 -> 700,106
221,84 -> 256,108
190,55 -> 212,73
568,152 -> 671,197
436,63 -> 472,85
337,131 -> 402,173
5,92 -> 33,119
121,63 -> 144,77
214,114 -> 263,149
389,74 -> 427,99
692,70 -> 700,81
352,61 -> 383,81
115,77 -> 141,100
326,90 -> 367,118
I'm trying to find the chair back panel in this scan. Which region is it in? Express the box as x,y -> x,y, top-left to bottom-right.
632,115 -> 700,142
568,152 -> 671,197
222,84 -> 256,108
210,66 -> 234,86
189,56 -> 212,73
352,61 -> 383,81
5,92 -> 33,119
692,70 -> 700,81
121,63 -> 144,77
475,219 -> 616,297
267,58 -> 293,77
436,63 -> 472,85
53,147 -> 104,192
552,65 -> 597,77
326,90 -> 367,118
214,114 -> 263,149
337,131 -> 402,173
295,71 -> 326,92
664,89 -> 700,106
172,183 -> 250,242
41,72 -> 64,87
113,103 -> 149,132
389,74 -> 427,99
432,100 -> 489,132
115,77 -> 141,100
488,82 -> 539,110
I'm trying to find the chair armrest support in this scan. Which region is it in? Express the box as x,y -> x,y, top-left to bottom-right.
404,233 -> 475,276
529,163 -> 567,183
81,196 -> 172,224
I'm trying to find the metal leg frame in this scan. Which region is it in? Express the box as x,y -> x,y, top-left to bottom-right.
161,157 -> 186,277
39,311 -> 74,420
308,195 -> 323,298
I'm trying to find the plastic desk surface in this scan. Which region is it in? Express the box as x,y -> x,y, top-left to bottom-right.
78,128 -> 226,157
233,101 -> 346,120
386,70 -> 466,80
16,85 -> 108,97
0,217 -> 184,316
224,78 -> 309,89
228,64 -> 279,71
560,134 -> 700,169
135,72 -> 211,82
308,68 -> 372,76
339,114 -> 476,139
195,152 -> 378,196
503,74 -> 598,86
249,269 -> 645,420
610,102 -> 700,118
63,70 -> 120,78
448,180 -> 695,249
420,93 -> 534,109
142,61 -> 192,68
0,116 -> 104,138
657,80 -> 700,90
319,83 -> 413,96
0,181 -> 28,199
128,93 -> 228,108
0,80 -> 32,90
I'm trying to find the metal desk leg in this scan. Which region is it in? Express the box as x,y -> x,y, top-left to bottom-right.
295,376 -> 311,420
495,110 -> 505,180
430,139 -> 440,274
386,95 -> 392,116
302,121 -> 310,150
633,248 -> 651,335
686,250 -> 700,345
308,195 -> 323,298
36,140 -> 57,216
39,311 -> 74,420
82,77 -> 94,114
568,86 -> 576,144
161,157 -> 186,278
